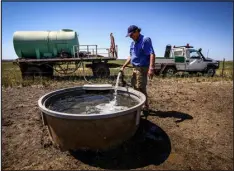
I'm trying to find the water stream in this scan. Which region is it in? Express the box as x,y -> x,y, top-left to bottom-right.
113,71 -> 122,105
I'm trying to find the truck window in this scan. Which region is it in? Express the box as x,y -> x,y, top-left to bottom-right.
190,51 -> 201,59
174,51 -> 183,56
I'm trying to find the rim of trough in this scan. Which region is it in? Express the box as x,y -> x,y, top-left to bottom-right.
38,85 -> 146,120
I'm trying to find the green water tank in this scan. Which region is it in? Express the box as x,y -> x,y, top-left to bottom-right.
13,29 -> 79,59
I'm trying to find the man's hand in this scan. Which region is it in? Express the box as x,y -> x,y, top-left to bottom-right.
148,68 -> 154,79
120,66 -> 125,72
120,56 -> 131,72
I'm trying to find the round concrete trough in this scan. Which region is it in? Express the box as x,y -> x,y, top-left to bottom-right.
38,85 -> 146,151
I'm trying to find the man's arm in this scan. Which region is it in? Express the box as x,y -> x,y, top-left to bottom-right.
121,56 -> 131,70
149,53 -> 155,69
143,37 -> 155,78
121,41 -> 133,71
148,53 -> 156,79
143,37 -> 155,68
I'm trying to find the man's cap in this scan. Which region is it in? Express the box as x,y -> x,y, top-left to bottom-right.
126,25 -> 140,37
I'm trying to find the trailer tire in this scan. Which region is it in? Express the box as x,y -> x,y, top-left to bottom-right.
92,63 -> 110,78
42,65 -> 54,78
163,67 -> 176,77
23,66 -> 43,79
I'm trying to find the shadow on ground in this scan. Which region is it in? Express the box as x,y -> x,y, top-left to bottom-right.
69,119 -> 171,170
143,110 -> 193,123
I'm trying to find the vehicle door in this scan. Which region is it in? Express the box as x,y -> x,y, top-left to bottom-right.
186,50 -> 206,71
172,48 -> 186,71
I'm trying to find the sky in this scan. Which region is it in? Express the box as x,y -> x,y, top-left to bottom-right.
2,2 -> 233,60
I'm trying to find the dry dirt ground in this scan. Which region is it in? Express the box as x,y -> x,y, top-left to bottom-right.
2,78 -> 233,170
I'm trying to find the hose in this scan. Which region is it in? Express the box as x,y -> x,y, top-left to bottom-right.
80,57 -> 92,84
52,62 -> 81,75
46,58 -> 92,84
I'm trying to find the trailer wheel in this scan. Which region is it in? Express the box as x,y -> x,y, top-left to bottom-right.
163,67 -> 176,77
42,65 -> 54,78
92,63 -> 110,78
23,66 -> 43,78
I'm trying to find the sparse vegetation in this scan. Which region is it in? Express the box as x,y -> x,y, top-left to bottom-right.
2,59 -> 233,88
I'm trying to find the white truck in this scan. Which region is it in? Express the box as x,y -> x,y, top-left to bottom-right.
155,44 -> 220,77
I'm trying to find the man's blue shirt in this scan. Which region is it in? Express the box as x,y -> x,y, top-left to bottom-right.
130,34 -> 155,67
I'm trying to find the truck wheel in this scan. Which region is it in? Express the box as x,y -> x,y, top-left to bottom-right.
206,67 -> 216,77
23,66 -> 43,78
163,67 -> 176,77
92,63 -> 110,78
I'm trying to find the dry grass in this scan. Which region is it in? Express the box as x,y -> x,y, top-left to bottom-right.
2,60 -> 233,88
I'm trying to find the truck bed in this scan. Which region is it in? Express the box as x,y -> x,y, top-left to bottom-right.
156,57 -> 175,64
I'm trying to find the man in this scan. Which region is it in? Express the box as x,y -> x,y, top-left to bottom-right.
121,25 -> 155,110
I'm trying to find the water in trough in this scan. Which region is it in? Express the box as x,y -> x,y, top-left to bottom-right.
48,72 -> 139,114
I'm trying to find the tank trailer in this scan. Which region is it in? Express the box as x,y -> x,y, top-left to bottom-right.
13,29 -> 118,78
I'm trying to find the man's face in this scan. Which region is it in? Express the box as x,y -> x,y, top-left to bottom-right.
130,31 -> 140,41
